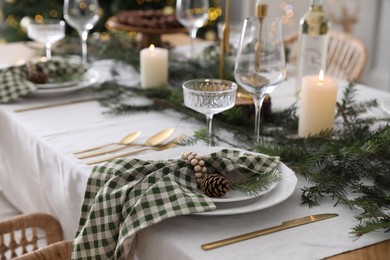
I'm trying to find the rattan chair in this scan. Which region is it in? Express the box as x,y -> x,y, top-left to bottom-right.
284,31 -> 368,81
13,240 -> 73,260
0,213 -> 65,259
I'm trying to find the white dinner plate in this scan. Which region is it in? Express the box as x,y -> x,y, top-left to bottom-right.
32,68 -> 100,96
139,146 -> 297,215
35,79 -> 80,89
380,100 -> 390,115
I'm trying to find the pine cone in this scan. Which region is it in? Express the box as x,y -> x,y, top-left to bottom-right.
27,72 -> 48,84
26,62 -> 48,84
200,174 -> 231,198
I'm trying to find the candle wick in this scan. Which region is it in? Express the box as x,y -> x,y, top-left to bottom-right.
318,70 -> 325,85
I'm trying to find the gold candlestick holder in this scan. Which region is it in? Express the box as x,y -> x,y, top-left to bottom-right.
219,1 -> 268,79
256,3 -> 268,22
255,3 -> 268,71
219,0 -> 230,79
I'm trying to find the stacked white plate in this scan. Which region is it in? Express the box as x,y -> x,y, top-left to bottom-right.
34,68 -> 100,95
141,146 -> 298,216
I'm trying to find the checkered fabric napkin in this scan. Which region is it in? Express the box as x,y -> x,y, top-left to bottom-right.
72,149 -> 280,260
0,65 -> 36,103
0,59 -> 87,103
35,59 -> 87,77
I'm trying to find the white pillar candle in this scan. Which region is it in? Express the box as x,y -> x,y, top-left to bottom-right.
298,71 -> 338,137
140,44 -> 168,88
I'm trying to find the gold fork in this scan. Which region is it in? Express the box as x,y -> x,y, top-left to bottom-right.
85,135 -> 186,165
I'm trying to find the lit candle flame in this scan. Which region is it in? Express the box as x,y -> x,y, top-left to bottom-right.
149,44 -> 155,51
319,70 -> 324,85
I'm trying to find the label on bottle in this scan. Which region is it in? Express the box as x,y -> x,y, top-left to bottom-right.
295,33 -> 329,96
299,34 -> 328,76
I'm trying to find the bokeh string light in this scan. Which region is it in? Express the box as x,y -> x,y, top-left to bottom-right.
1,0 -> 224,42
279,1 -> 295,25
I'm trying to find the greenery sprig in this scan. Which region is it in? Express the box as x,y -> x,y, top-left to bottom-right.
230,169 -> 282,197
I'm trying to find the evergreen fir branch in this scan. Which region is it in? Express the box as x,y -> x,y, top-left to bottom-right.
352,215 -> 390,237
193,128 -> 210,144
92,31 -> 141,67
176,135 -> 199,147
230,169 -> 282,197
102,103 -> 159,115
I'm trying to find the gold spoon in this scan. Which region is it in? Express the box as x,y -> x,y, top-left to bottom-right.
85,134 -> 185,165
73,130 -> 142,155
76,128 -> 175,159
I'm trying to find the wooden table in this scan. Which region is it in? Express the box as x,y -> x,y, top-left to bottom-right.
327,239 -> 390,259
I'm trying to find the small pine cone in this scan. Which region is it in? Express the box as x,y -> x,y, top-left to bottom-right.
200,174 -> 231,198
26,62 -> 48,84
28,72 -> 48,84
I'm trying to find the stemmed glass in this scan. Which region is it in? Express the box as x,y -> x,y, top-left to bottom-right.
64,0 -> 100,64
27,19 -> 65,60
176,0 -> 209,58
234,18 -> 286,145
182,79 -> 237,145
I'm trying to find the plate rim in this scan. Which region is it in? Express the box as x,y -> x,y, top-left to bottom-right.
35,79 -> 80,89
380,100 -> 390,115
33,68 -> 100,95
195,162 -> 297,216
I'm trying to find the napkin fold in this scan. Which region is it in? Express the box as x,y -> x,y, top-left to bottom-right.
0,59 -> 87,103
72,149 -> 280,260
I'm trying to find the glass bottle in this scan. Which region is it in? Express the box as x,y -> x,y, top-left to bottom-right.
295,0 -> 330,96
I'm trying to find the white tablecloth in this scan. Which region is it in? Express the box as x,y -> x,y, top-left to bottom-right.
1,44 -> 390,259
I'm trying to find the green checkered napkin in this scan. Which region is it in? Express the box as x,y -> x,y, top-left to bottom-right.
0,59 -> 87,103
72,149 -> 280,260
0,65 -> 36,103
34,59 -> 87,78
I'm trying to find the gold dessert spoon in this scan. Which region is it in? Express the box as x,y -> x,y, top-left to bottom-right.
76,128 -> 175,159
73,130 -> 142,155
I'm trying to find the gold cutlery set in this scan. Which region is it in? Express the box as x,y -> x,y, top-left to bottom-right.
74,128 -> 183,165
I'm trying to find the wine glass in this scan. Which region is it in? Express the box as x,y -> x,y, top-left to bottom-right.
27,19 -> 65,60
64,0 -> 100,64
234,18 -> 286,145
182,79 -> 237,145
176,0 -> 209,58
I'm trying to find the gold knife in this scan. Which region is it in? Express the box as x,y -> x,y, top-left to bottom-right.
201,213 -> 338,251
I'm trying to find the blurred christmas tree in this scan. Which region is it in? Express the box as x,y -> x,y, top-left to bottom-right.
0,0 -> 221,42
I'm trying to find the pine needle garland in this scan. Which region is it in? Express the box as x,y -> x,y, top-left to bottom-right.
230,169 -> 282,197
